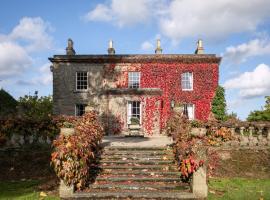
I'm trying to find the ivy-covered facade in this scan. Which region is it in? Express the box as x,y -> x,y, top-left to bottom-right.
49,39 -> 221,135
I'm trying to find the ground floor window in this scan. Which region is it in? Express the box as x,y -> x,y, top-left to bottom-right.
127,101 -> 141,124
183,104 -> 195,120
75,104 -> 86,116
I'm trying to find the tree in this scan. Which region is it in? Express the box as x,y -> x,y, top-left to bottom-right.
0,89 -> 17,116
247,96 -> 270,121
18,91 -> 53,120
211,85 -> 227,121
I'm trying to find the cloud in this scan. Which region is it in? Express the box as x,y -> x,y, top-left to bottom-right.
38,63 -> 52,85
160,0 -> 270,42
223,37 -> 270,63
9,17 -> 53,52
16,63 -> 52,86
0,17 -> 53,78
141,41 -> 154,51
0,42 -> 32,77
84,4 -> 112,22
84,0 -> 160,27
84,0 -> 270,42
224,63 -> 270,98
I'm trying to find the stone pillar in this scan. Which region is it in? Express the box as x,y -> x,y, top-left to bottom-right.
267,128 -> 270,141
60,128 -> 75,136
192,167 -> 208,198
59,180 -> 74,198
257,127 -> 263,141
248,127 -> 254,137
240,127 -> 245,136
230,127 -> 235,136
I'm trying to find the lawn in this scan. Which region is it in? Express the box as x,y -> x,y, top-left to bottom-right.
208,177 -> 270,200
0,180 -> 59,200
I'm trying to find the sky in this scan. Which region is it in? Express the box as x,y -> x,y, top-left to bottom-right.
0,0 -> 270,120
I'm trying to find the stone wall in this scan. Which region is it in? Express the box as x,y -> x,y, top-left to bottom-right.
1,134 -> 53,148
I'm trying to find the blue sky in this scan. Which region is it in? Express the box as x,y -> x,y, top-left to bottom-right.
0,0 -> 270,120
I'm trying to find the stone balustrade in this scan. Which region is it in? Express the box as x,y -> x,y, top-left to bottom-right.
191,121 -> 270,147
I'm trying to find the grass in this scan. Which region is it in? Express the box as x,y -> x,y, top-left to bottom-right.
208,177 -> 270,200
0,180 -> 59,200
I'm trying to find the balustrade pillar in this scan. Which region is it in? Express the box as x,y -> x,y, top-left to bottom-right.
240,127 -> 245,136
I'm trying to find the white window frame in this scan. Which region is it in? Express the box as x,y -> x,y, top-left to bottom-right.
75,104 -> 86,116
127,101 -> 142,125
183,103 -> 195,120
128,72 -> 140,88
181,72 -> 193,91
76,71 -> 88,91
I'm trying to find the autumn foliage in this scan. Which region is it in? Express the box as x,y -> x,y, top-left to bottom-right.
51,111 -> 104,189
166,111 -> 205,182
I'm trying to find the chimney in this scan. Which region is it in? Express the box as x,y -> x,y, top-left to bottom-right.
155,39 -> 162,54
108,39 -> 115,55
195,39 -> 204,54
66,38 -> 76,55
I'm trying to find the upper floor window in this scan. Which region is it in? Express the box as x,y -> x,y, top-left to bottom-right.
128,72 -> 140,88
181,72 -> 193,91
76,72 -> 88,90
75,104 -> 86,116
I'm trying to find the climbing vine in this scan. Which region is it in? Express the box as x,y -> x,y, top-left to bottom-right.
105,62 -> 218,134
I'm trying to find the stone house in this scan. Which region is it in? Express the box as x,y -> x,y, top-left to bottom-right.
49,39 -> 221,135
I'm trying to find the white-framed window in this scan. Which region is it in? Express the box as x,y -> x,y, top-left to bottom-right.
183,104 -> 195,120
181,72 -> 193,91
127,101 -> 141,124
128,72 -> 140,88
76,71 -> 88,90
75,104 -> 86,116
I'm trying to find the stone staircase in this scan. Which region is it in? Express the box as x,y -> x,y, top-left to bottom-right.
74,146 -> 196,199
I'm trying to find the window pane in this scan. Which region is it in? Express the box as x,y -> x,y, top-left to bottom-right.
181,72 -> 193,90
76,72 -> 88,90
128,72 -> 140,88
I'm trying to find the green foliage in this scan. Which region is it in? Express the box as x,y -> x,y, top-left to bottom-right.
18,91 -> 52,120
51,111 -> 104,190
247,96 -> 270,121
130,117 -> 140,125
0,89 -> 17,116
211,86 -> 227,121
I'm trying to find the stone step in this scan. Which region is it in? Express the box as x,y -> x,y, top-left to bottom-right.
74,191 -> 196,199
101,156 -> 174,161
96,177 -> 181,182
104,146 -> 172,151
100,160 -> 174,165
102,164 -> 177,170
102,151 -> 174,157
101,170 -> 181,176
89,183 -> 189,191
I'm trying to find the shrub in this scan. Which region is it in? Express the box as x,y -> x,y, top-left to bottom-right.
17,92 -> 52,120
0,89 -> 17,117
51,111 -> 104,190
0,116 -> 59,140
166,112 -> 204,182
130,117 -> 140,125
211,86 -> 227,121
247,97 -> 270,121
